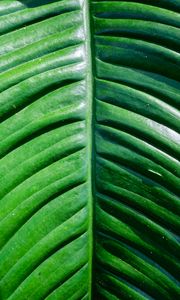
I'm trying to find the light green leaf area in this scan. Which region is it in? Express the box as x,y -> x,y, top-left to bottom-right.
0,1 -> 179,299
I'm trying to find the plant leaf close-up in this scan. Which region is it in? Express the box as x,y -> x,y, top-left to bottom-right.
0,0 -> 180,299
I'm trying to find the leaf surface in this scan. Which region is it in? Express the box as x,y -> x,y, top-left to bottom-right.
0,0 -> 179,299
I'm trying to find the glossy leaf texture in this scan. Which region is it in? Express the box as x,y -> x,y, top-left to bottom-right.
0,1 -> 91,299
93,1 -> 180,299
0,1 -> 180,300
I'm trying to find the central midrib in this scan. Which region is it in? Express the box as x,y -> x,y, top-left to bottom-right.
83,0 -> 96,299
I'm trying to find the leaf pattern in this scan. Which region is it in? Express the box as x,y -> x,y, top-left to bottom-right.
93,1 -> 180,299
0,1 -> 91,299
0,0 -> 179,299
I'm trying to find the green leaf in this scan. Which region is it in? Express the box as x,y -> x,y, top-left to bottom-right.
0,1 -> 179,299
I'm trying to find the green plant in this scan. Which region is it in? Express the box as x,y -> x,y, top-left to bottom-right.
0,0 -> 179,299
